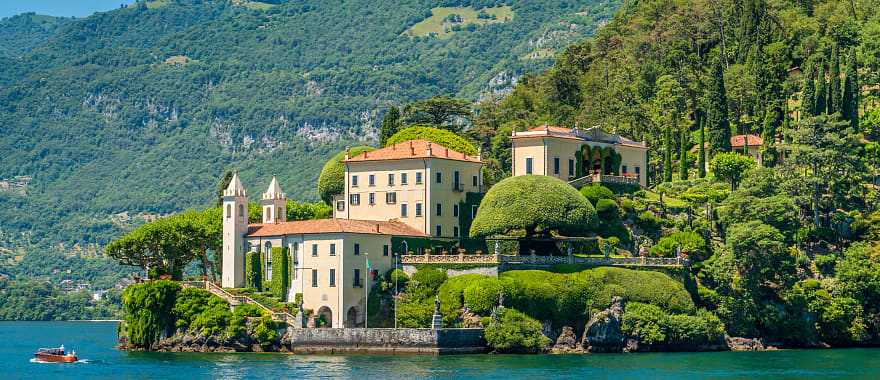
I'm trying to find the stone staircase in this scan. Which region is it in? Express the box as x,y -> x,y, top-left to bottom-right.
181,281 -> 296,326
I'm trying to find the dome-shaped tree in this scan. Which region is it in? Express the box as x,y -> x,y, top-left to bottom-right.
470,175 -> 597,237
386,125 -> 477,155
317,146 -> 375,204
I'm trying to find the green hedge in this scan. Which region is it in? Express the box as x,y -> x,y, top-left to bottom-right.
270,247 -> 290,299
121,280 -> 181,348
245,251 -> 262,290
485,308 -> 550,353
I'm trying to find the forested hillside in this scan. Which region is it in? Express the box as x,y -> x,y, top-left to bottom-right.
0,0 -> 615,247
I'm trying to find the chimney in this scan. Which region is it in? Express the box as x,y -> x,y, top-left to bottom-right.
344,146 -> 351,160
476,147 -> 482,161
426,142 -> 433,156
445,147 -> 449,157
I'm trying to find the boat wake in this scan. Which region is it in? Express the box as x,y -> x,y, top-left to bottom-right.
30,358 -> 90,364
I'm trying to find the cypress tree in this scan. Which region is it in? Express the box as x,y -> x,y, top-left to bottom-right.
664,128 -> 673,182
707,58 -> 732,156
814,61 -> 827,115
698,113 -> 706,178
829,44 -> 841,115
379,106 -> 401,146
679,127 -> 689,180
841,50 -> 859,130
800,61 -> 815,119
761,102 -> 781,167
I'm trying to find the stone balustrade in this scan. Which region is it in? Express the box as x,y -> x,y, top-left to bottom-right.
400,253 -> 686,268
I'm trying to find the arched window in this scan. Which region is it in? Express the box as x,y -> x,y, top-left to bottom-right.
277,207 -> 283,221
237,204 -> 244,217
266,207 -> 272,222
226,204 -> 231,219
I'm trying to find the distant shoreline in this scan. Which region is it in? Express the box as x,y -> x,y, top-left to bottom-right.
0,320 -> 121,322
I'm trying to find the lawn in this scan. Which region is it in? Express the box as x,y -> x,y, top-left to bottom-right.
406,6 -> 514,38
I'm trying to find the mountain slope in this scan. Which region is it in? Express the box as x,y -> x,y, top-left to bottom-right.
0,0 -> 619,276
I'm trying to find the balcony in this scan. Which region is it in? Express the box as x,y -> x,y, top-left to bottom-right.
453,182 -> 464,192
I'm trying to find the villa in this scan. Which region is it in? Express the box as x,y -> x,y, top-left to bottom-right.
220,128 -> 647,327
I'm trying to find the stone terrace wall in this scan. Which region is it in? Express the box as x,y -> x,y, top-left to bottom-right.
284,328 -> 486,354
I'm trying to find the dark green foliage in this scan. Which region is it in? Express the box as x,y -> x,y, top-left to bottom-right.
401,95 -> 472,132
216,170 -> 234,206
815,62 -> 827,115
270,247 -> 290,299
727,222 -> 795,290
380,106 -> 401,146
121,280 -> 181,348
317,146 -> 376,204
580,184 -> 614,205
385,125 -> 477,155
800,61 -> 816,118
718,193 -> 799,239
709,152 -> 756,190
471,175 -> 597,237
664,129 -> 674,182
173,287 -> 231,336
484,308 -> 550,353
707,59 -> 732,156
679,128 -> 689,180
0,278 -> 122,321
698,115 -> 707,178
841,50 -> 859,130
245,251 -> 262,290
595,199 -> 619,220
828,44 -> 841,115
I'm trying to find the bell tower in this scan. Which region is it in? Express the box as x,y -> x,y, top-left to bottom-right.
222,172 -> 248,288
262,175 -> 286,224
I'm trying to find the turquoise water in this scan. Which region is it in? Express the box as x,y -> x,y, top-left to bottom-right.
2,321 -> 880,379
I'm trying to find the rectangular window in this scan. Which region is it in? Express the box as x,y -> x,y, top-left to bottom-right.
453,204 -> 459,217
416,203 -> 423,217
311,244 -> 318,257
388,173 -> 394,186
568,159 -> 574,176
453,171 -> 460,189
353,269 -> 362,288
472,175 -> 478,186
369,192 -> 375,205
635,167 -> 641,175
436,203 -> 442,216
329,269 -> 336,287
369,174 -> 375,187
311,269 -> 318,287
351,175 -> 358,187
415,172 -> 423,184
526,157 -> 533,174
336,200 -> 345,212
349,194 -> 360,205
401,203 -> 408,217
401,173 -> 408,185
435,172 -> 442,183
453,226 -> 459,237
383,244 -> 389,256
622,165 -> 628,174
386,192 -> 397,204
472,205 -> 478,218
554,157 -> 560,174
354,243 -> 360,256
330,243 -> 336,256
436,225 -> 442,236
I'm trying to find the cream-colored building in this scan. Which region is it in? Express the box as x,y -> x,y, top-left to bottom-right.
335,139 -> 484,239
510,126 -> 648,187
221,140 -> 484,327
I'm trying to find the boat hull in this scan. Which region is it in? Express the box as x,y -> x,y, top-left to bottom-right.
33,354 -> 78,363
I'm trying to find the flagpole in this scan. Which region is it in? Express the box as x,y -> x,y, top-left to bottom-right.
365,252 -> 369,328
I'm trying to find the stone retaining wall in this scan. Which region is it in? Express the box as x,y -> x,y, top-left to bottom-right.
401,264 -> 498,277
284,328 -> 486,354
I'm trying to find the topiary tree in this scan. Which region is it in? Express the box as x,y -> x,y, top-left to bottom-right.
580,184 -> 614,205
245,251 -> 262,290
270,247 -> 290,299
470,175 -> 597,237
386,125 -> 478,155
317,146 -> 375,204
710,152 -> 756,190
484,308 -> 550,353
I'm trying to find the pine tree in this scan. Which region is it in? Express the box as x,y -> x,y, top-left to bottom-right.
679,127 -> 689,180
664,128 -> 673,182
841,49 -> 859,131
800,61 -> 816,119
379,106 -> 401,146
814,61 -> 827,115
829,44 -> 841,115
707,58 -> 732,156
698,112 -> 707,178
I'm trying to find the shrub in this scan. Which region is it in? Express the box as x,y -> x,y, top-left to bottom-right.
121,280 -> 181,349
386,268 -> 409,287
634,189 -> 647,198
471,175 -> 597,237
649,231 -> 707,260
245,251 -> 262,290
710,152 -> 756,190
229,304 -> 278,347
269,247 -> 290,299
410,268 -> 447,294
386,125 -> 477,155
621,302 -> 724,349
484,309 -> 550,353
396,300 -> 433,328
317,146 -> 375,203
595,198 -> 620,220
636,211 -> 661,233
172,287 -> 229,332
814,254 -> 837,275
580,184 -> 614,205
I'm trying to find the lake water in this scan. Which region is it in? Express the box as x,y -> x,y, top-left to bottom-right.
2,321 -> 879,379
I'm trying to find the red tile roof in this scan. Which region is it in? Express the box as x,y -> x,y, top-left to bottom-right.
731,134 -> 763,147
246,218 -> 426,238
344,140 -> 481,163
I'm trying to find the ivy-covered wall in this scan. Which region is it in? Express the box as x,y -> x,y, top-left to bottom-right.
245,251 -> 262,290
270,247 -> 290,299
